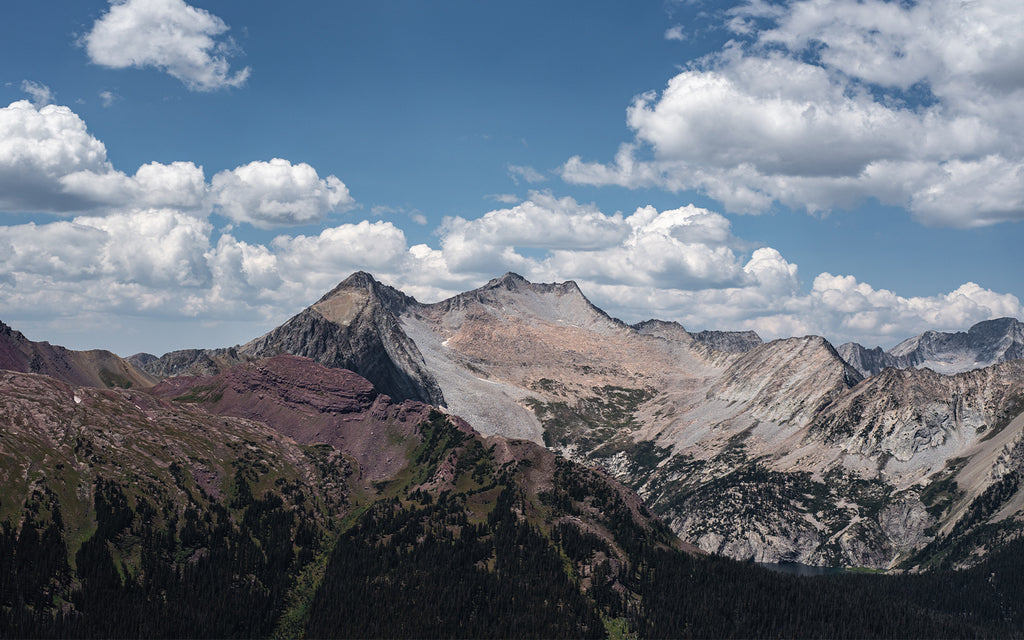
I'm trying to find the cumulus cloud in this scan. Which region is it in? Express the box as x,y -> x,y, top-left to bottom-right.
562,0 -> 1024,228
0,187 -> 1020,352
0,101 -> 356,225
805,274 -> 1024,345
0,100 -> 112,213
83,0 -> 250,91
211,159 -> 355,228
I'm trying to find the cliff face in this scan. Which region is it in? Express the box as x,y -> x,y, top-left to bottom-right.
709,336 -> 863,426
238,272 -> 443,405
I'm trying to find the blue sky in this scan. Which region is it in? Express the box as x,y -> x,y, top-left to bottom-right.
1,0 -> 1022,356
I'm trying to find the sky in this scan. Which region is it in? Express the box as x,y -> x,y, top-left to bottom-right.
1,0 -> 1022,356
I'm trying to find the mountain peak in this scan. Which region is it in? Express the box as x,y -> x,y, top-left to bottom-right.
318,271 -> 381,300
316,271 -> 417,314
488,272 -> 530,289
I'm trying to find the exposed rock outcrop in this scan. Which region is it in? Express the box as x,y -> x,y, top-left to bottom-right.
128,347 -> 246,377
710,336 -> 863,426
691,329 -> 763,354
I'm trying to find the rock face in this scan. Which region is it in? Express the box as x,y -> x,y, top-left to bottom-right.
840,317 -> 1024,377
691,329 -> 763,353
128,347 -> 246,377
836,342 -> 901,378
710,336 -> 863,426
0,321 -> 155,389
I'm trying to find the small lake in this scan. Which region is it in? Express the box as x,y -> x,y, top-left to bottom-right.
757,562 -> 851,577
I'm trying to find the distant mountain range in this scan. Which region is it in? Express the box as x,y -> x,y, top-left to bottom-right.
838,317 -> 1024,377
2,272 -> 1024,634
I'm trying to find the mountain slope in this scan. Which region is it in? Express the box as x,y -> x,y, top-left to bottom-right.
386,274 -> 1024,568
0,320 -> 155,389
0,356 -> 688,636
3,342 -> 1024,636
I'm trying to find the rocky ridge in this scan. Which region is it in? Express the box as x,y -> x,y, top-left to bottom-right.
353,272 -> 1024,569
839,317 -> 1024,377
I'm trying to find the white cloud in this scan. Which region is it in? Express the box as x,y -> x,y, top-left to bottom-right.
99,91 -> 118,107
507,164 -> 547,184
562,0 -> 1024,228
0,100 -> 112,213
664,25 -> 687,41
439,192 -> 628,274
0,100 -> 358,227
805,274 -> 1024,345
211,159 -> 354,228
83,0 -> 250,91
542,204 -> 755,290
0,186 -> 1019,352
21,81 -> 54,107
75,209 -> 213,288
485,193 -> 521,204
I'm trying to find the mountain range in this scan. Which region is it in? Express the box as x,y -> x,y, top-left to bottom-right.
2,272 -> 1024,635
121,272 -> 1024,570
838,317 -> 1024,377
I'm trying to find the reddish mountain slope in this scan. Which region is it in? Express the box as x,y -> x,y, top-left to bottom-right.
0,321 -> 154,389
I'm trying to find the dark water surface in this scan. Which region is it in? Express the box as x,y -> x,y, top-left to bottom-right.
757,562 -> 851,577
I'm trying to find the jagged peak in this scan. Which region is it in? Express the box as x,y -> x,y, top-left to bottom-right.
486,272 -> 530,289
478,272 -> 588,297
745,335 -> 863,384
316,271 -> 418,313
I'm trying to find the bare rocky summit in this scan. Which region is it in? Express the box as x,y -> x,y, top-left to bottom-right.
136,272 -> 445,405
840,317 -> 1024,377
